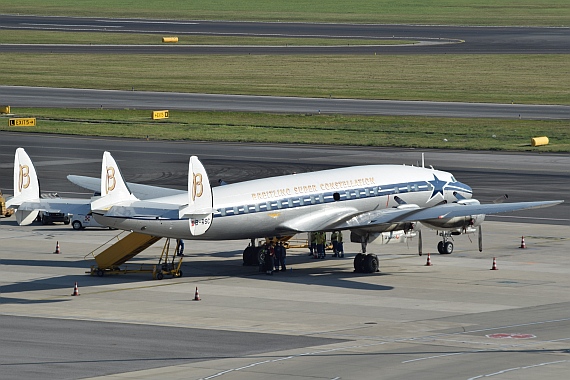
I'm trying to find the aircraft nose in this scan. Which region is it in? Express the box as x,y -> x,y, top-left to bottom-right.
458,182 -> 473,197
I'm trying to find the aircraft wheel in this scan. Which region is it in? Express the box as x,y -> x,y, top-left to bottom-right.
353,253 -> 365,273
443,241 -> 454,254
156,272 -> 164,280
256,246 -> 266,266
363,254 -> 379,273
242,246 -> 256,266
437,241 -> 444,254
96,269 -> 104,277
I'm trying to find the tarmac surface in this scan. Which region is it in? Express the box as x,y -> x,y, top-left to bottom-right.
2,86 -> 569,119
0,134 -> 569,379
1,15 -> 569,54
1,217 -> 569,380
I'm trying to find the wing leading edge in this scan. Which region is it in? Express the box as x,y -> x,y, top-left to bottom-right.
333,200 -> 564,231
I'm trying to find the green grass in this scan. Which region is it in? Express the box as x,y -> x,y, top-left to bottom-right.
1,109 -> 568,152
0,30 -> 413,46
0,53 -> 567,105
2,0 -> 568,26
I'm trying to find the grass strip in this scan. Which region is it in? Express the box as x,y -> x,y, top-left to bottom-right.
0,30 -> 413,46
2,0 -> 569,26
0,54 -> 568,105
1,108 -> 568,152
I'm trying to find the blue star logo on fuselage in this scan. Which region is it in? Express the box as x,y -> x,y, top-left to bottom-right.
427,174 -> 448,202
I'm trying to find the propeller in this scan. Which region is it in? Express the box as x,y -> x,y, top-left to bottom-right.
493,194 -> 509,204
418,229 -> 423,256
478,225 -> 483,252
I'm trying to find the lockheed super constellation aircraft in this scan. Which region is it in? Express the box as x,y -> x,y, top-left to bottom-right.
7,148 -> 563,273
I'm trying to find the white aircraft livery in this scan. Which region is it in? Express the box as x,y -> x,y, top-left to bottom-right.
7,148 -> 563,273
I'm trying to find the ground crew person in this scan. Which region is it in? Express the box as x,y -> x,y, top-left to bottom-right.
175,239 -> 185,256
316,231 -> 326,259
336,230 -> 344,258
275,242 -> 286,271
265,243 -> 275,275
274,241 -> 282,272
279,242 -> 287,271
309,232 -> 317,257
331,231 -> 339,257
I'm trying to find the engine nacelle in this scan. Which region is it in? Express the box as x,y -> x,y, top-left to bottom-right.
350,229 -> 417,245
421,213 -> 485,233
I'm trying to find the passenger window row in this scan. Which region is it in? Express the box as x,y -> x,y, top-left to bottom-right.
214,181 -> 429,218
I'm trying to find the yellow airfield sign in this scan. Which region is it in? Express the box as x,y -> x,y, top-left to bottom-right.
152,110 -> 169,120
9,118 -> 36,127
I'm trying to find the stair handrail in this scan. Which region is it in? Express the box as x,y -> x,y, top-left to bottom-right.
83,230 -> 129,260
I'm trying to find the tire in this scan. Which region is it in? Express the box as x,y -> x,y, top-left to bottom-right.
177,270 -> 183,278
256,246 -> 265,266
437,241 -> 444,254
96,269 -> 104,277
156,272 -> 164,280
363,254 -> 379,273
64,219 -> 70,225
242,246 -> 256,266
41,216 -> 48,225
72,221 -> 83,230
354,253 -> 366,273
443,241 -> 454,254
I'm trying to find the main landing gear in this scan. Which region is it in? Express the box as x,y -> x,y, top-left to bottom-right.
353,237 -> 380,273
437,232 -> 454,254
353,253 -> 379,273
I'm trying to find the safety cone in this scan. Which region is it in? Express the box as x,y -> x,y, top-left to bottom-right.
54,241 -> 60,254
425,253 -> 433,266
193,286 -> 201,301
490,257 -> 498,270
71,282 -> 80,296
519,236 -> 526,249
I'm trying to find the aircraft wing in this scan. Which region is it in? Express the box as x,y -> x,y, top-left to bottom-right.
335,200 -> 564,230
67,175 -> 184,200
279,207 -> 361,232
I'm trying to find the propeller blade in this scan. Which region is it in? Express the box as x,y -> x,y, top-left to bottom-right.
478,225 -> 483,252
418,229 -> 423,256
493,194 -> 509,204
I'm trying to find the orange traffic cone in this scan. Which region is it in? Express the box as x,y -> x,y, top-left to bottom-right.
54,241 -> 60,254
71,282 -> 80,296
193,286 -> 201,301
425,253 -> 433,266
519,236 -> 526,249
490,257 -> 498,270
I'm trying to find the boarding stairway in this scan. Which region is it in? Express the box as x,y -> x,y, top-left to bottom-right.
85,231 -> 162,277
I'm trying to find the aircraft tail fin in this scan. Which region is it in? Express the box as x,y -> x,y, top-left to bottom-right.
6,148 -> 40,224
91,151 -> 138,212
179,156 -> 213,235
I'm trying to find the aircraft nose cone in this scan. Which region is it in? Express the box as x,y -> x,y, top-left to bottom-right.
459,182 -> 473,197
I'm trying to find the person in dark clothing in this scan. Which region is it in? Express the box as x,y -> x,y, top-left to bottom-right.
277,242 -> 286,271
175,239 -> 185,256
274,241 -> 282,272
265,243 -> 275,275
